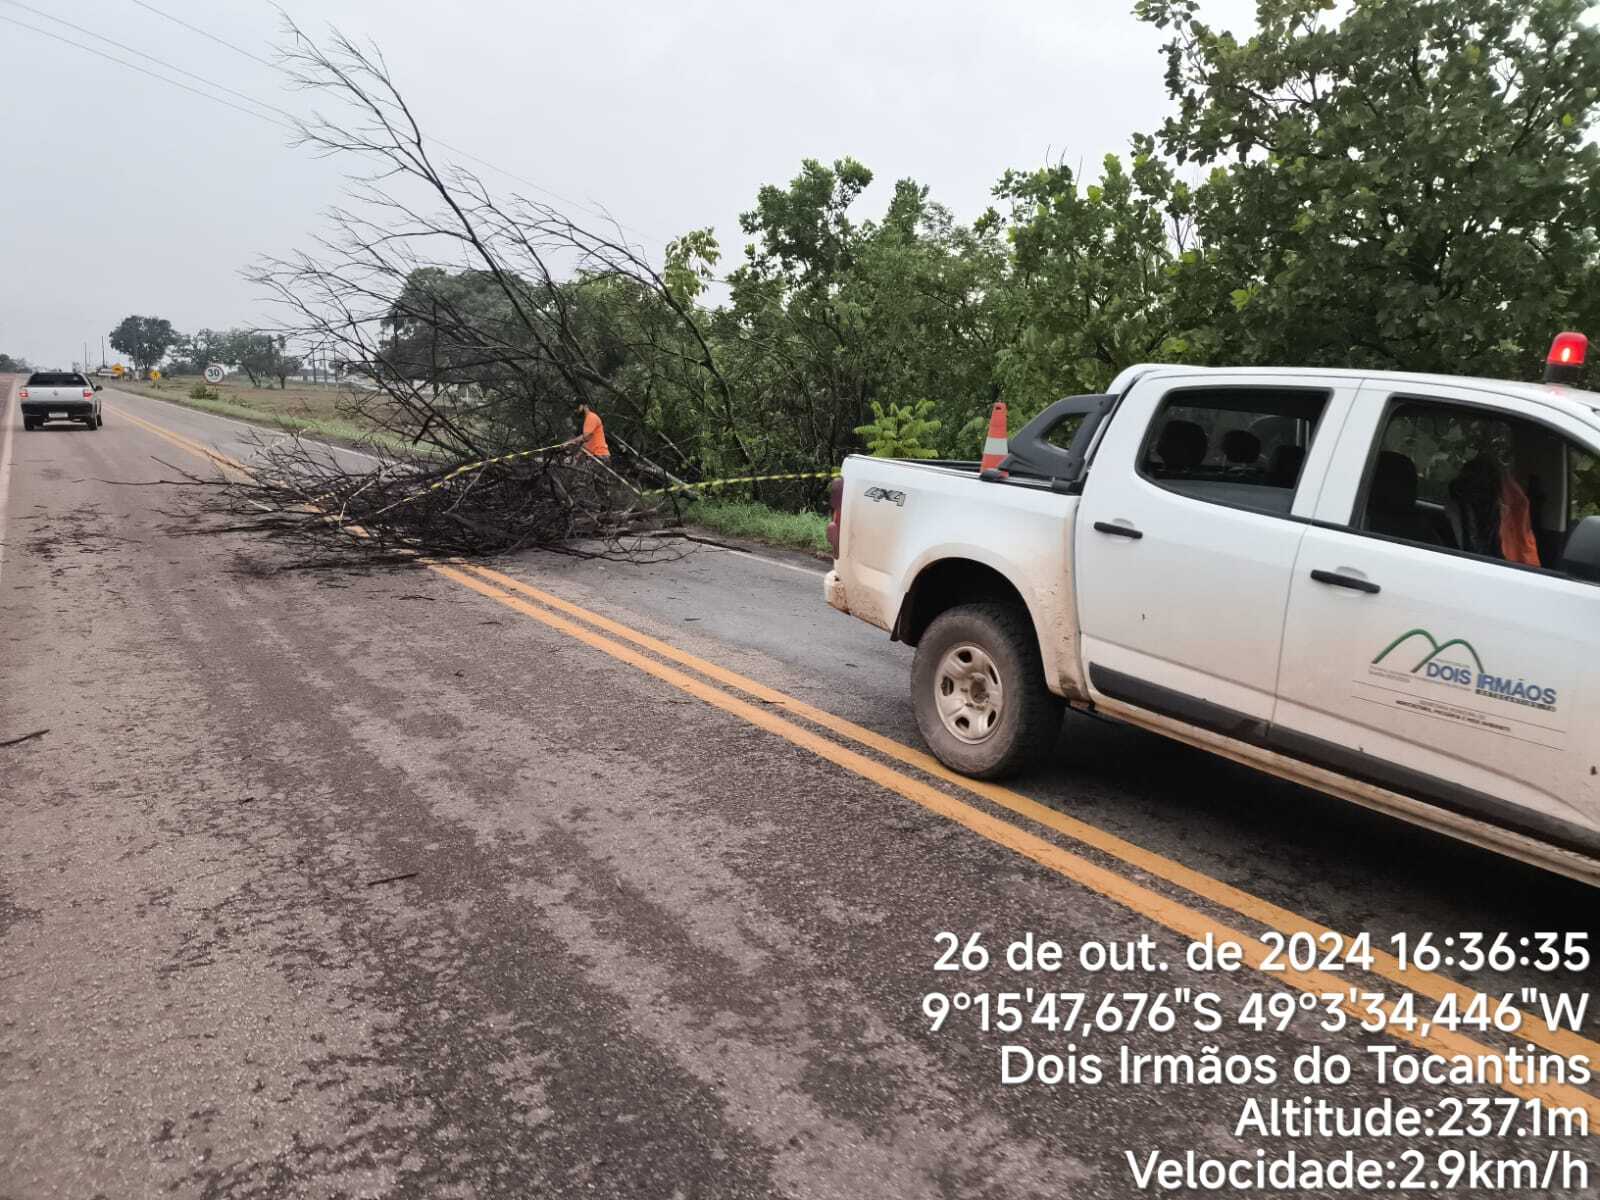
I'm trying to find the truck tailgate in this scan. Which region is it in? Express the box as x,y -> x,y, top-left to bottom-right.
828,456 -> 1088,701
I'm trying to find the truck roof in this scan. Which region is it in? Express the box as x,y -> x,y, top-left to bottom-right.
1118,363 -> 1600,430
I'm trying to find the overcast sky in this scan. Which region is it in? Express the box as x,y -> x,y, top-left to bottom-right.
0,0 -> 1257,368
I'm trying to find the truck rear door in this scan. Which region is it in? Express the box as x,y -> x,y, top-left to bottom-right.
1077,372 -> 1355,730
1274,379 -> 1600,852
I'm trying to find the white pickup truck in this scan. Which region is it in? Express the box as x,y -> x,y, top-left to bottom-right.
824,343 -> 1600,884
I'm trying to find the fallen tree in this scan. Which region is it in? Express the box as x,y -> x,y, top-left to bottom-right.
197,21 -> 729,560
187,435 -> 668,561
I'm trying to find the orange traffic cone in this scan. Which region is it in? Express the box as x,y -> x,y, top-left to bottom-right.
979,402 -> 1008,476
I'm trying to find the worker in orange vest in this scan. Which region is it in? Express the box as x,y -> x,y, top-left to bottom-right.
566,402 -> 610,461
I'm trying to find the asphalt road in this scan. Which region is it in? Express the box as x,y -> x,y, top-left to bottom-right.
2,380 -> 1597,1199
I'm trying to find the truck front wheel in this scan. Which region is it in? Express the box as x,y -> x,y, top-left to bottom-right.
911,602 -> 1062,780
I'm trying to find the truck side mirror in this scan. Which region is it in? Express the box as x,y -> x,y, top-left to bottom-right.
1560,514 -> 1600,582
93,383 -> 103,392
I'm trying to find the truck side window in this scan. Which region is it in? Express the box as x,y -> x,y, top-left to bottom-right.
1357,398 -> 1600,576
1138,386 -> 1329,517
1570,443 -> 1600,526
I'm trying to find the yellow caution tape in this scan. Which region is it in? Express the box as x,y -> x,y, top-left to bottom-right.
371,440 -> 569,515
430,440 -> 570,486
642,470 -> 841,498
362,447 -> 837,517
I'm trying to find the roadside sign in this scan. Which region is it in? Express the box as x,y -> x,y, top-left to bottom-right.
111,364 -> 124,377
151,369 -> 161,381
204,364 -> 225,385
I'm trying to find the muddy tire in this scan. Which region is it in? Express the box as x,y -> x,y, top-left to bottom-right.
911,602 -> 1062,780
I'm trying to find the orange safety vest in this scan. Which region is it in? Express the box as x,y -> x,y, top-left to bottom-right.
581,410 -> 610,458
1499,474 -> 1540,567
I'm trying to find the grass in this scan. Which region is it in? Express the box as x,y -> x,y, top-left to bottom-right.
112,375 -> 418,454
681,497 -> 830,555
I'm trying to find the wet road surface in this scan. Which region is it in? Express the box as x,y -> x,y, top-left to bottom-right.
2,380 -> 1597,1199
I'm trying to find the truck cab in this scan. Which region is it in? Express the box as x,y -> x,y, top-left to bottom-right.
825,344 -> 1600,884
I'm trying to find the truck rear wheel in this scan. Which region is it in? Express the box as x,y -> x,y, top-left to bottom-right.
911,602 -> 1062,780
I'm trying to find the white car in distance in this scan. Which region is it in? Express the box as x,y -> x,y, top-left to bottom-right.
19,371 -> 103,431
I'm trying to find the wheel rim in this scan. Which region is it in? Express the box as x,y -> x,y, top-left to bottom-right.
933,642 -> 1005,745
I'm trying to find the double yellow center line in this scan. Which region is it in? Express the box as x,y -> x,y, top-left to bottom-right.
113,402 -> 1600,1122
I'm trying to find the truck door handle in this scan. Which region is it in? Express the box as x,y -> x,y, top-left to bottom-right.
1093,521 -> 1143,540
1310,569 -> 1380,594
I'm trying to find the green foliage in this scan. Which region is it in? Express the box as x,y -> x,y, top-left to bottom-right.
225,330 -> 299,389
109,315 -> 176,372
991,147 -> 1190,420
0,353 -> 29,373
169,329 -> 232,376
662,228 -> 721,304
188,383 -> 219,401
740,156 -> 874,281
718,157 -> 878,477
719,160 -> 1012,476
188,0 -> 1600,516
1136,0 -> 1600,374
854,399 -> 943,458
682,0 -> 1600,498
151,327 -> 303,390
1572,451 -> 1600,521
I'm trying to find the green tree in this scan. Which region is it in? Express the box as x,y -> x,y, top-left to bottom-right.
1138,0 -> 1600,376
844,180 -> 1011,456
854,399 -> 943,458
0,353 -> 29,373
274,342 -> 303,388
721,159 -> 1012,473
166,335 -> 199,376
989,147 -> 1189,422
169,328 -> 232,375
384,268 -> 517,383
722,157 -> 876,477
223,330 -> 297,388
109,315 -> 176,374
662,228 -> 721,305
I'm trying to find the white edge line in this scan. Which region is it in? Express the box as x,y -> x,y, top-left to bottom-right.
713,544 -> 827,577
0,376 -> 18,589
106,385 -> 390,464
